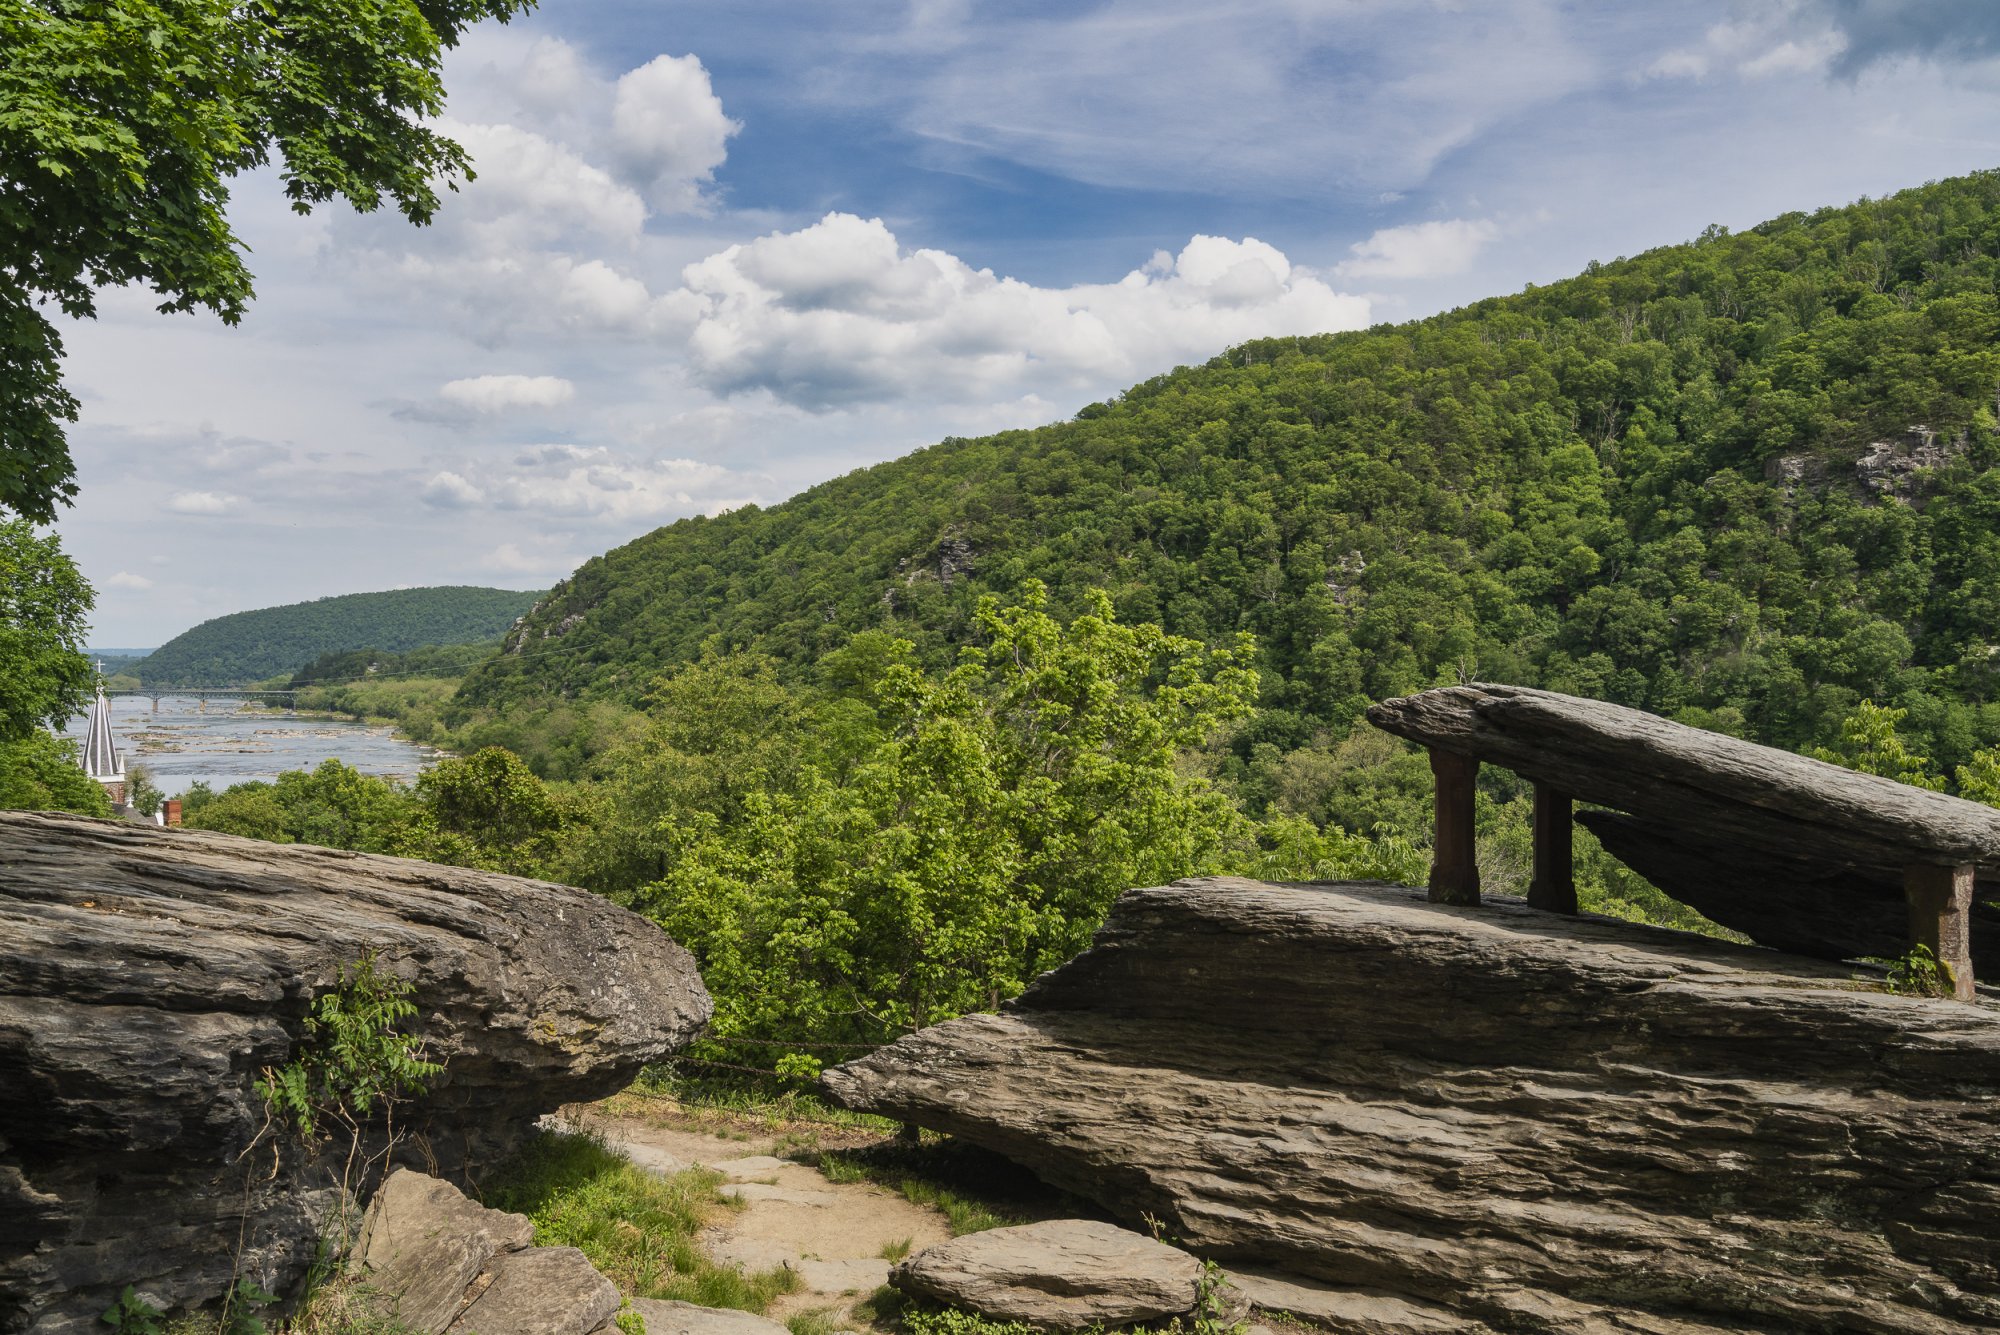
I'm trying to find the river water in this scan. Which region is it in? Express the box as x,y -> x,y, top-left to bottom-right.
63,695 -> 439,797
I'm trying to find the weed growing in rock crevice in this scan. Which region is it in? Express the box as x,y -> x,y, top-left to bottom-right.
1879,944 -> 1958,998
255,953 -> 441,1150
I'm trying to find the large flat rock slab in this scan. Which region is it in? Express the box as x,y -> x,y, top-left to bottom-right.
0,812 -> 711,1335
826,878 -> 2000,1333
618,1300 -> 789,1335
1368,682 -> 2000,878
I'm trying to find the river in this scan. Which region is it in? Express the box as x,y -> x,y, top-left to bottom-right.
64,695 -> 439,797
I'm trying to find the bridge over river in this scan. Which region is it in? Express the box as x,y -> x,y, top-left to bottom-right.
108,687 -> 300,711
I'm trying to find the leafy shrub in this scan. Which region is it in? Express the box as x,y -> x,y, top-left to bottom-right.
256,954 -> 439,1144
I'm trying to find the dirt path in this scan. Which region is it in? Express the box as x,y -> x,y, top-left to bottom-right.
564,1106 -> 952,1325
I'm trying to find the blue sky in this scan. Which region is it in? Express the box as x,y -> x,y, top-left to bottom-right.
55,0 -> 2000,644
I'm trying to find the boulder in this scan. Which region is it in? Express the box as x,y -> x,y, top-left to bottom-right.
354,1169 -> 535,1334
0,812 -> 711,1335
891,1220 -> 1212,1330
825,878 -> 2000,1333
444,1246 -> 620,1335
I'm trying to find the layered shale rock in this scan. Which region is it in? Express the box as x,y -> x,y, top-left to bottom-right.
825,878 -> 2000,1334
891,1220 -> 1222,1330
0,812 -> 711,1335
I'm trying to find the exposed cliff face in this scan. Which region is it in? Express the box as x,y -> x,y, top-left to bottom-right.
0,813 -> 711,1335
1763,426 -> 1969,506
825,878 -> 2000,1334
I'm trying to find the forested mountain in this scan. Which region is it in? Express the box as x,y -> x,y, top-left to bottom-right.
138,587 -> 540,686
462,172 -> 2000,770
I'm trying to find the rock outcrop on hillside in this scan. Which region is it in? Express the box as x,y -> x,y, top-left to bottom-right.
825,878 -> 2000,1334
0,812 -> 711,1335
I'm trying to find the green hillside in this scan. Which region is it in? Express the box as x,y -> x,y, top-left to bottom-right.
462,172 -> 2000,768
139,586 -> 540,686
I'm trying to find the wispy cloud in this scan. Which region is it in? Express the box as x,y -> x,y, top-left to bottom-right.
860,0 -> 1596,196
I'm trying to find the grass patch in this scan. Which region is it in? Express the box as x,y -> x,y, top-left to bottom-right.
285,1276 -> 422,1335
818,1155 -> 869,1185
849,1285 -> 907,1327
144,1273 -> 417,1335
481,1129 -> 799,1310
892,1176 -> 1012,1236
628,1067 -> 899,1133
593,1070 -> 897,1162
816,1148 -> 1007,1232
900,1306 -> 1042,1335
879,1237 -> 913,1262
786,1309 -> 843,1335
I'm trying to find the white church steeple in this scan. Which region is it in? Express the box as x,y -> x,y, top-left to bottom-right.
80,663 -> 127,805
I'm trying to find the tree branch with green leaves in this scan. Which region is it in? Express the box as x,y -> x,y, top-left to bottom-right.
0,0 -> 536,520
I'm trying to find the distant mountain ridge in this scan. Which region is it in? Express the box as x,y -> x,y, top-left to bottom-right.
457,170 -> 2000,767
138,587 -> 540,686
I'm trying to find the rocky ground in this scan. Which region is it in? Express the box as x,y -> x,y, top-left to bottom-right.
559,1094 -> 956,1326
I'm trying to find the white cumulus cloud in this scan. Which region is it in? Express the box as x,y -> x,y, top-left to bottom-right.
419,445 -> 765,523
166,491 -> 240,515
670,214 -> 1369,410
487,446 -> 758,520
438,374 -> 577,413
435,119 -> 648,243
611,53 -> 741,211
104,570 -> 155,590
420,471 -> 486,508
1337,219 -> 1500,280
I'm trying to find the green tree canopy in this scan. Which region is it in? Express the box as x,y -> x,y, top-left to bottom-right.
138,586 -> 538,686
0,517 -> 92,741
0,0 -> 535,520
630,584 -> 1262,1058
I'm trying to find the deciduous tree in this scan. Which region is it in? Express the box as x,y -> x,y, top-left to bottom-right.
0,517 -> 92,741
1,0 -> 535,519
